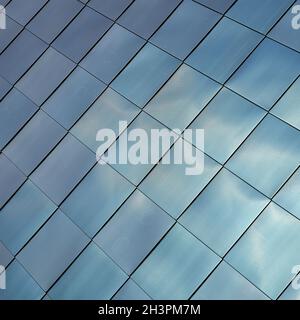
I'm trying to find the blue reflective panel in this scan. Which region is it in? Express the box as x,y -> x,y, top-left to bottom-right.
0,89 -> 37,149
0,261 -> 44,300
192,262 -> 268,300
271,77 -> 300,130
194,0 -> 235,13
0,154 -> 25,208
0,241 -> 13,267
80,24 -> 145,84
151,0 -> 220,60
0,30 -> 47,84
118,0 -> 182,39
144,64 -> 220,130
110,112 -> 174,185
227,115 -> 300,198
111,44 -> 180,107
4,110 -> 66,175
226,203 -> 300,299
140,140 -> 221,218
274,168 -> 300,219
89,0 -> 133,20
27,0 -> 83,44
269,0 -> 300,53
0,0 -> 9,5
188,88 -> 266,164
279,283 -> 300,300
0,76 -> 11,100
187,18 -> 263,83
30,134 -> 95,205
133,224 -> 220,299
227,39 -> 300,110
53,7 -> 112,63
113,279 -> 151,300
1,0 -> 300,301
180,169 -> 269,256
226,0 -> 294,33
49,243 -> 127,299
6,0 -> 48,25
42,67 -> 106,130
0,16 -> 22,53
18,210 -> 89,291
61,163 -> 134,238
0,180 -> 56,254
16,48 -> 75,106
94,190 -> 174,273
71,87 -> 139,153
